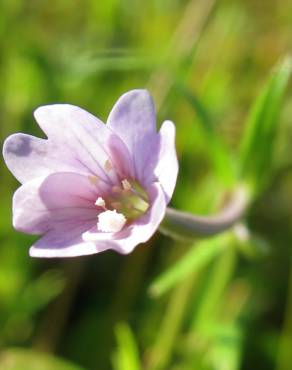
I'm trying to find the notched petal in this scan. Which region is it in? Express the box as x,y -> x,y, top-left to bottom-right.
3,134 -> 50,183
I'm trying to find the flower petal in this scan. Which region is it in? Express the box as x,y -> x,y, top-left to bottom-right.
82,182 -> 167,254
34,104 -> 122,184
107,134 -> 135,180
13,172 -> 99,234
154,120 -> 179,202
107,90 -> 159,183
3,133 -> 85,184
29,224 -> 111,258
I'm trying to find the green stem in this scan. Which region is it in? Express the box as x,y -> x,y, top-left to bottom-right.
184,239 -> 239,370
145,270 -> 196,370
192,238 -> 237,330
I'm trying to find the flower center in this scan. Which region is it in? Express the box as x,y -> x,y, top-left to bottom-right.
95,179 -> 149,233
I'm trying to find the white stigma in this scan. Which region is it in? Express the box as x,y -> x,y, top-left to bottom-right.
95,197 -> 106,208
97,210 -> 127,233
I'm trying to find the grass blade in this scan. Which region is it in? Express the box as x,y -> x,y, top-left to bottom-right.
112,322 -> 141,370
149,234 -> 230,297
240,57 -> 291,192
178,85 -> 236,186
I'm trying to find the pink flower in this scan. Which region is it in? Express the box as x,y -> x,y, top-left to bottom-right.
3,90 -> 178,257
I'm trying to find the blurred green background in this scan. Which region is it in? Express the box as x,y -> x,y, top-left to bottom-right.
0,0 -> 292,369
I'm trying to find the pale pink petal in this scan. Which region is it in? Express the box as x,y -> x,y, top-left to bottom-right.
154,120 -> 179,202
29,224 -> 111,258
13,173 -> 99,234
3,133 -> 88,184
34,104 -> 123,185
107,90 -> 160,183
107,134 -> 135,180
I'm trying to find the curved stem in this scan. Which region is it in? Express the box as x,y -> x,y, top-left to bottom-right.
160,186 -> 249,241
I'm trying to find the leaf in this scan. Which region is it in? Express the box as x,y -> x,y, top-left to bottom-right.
112,322 -> 141,370
239,57 -> 291,193
0,348 -> 85,370
177,84 -> 236,186
209,324 -> 243,370
149,234 -> 230,297
18,270 -> 65,315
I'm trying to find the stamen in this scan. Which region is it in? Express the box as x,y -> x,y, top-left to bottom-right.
95,197 -> 106,208
122,179 -> 132,191
104,159 -> 112,172
95,197 -> 108,212
112,185 -> 122,193
97,210 -> 127,233
88,175 -> 99,185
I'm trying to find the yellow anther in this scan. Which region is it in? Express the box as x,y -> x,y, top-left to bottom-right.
104,159 -> 112,172
122,179 -> 132,191
88,175 -> 99,185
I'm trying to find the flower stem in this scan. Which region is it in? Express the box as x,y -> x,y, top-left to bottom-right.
160,187 -> 248,241
145,268 -> 196,370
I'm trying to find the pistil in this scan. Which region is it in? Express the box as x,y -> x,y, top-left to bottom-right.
94,178 -> 149,233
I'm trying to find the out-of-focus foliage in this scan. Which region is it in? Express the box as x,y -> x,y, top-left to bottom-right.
0,0 -> 292,370
0,348 -> 86,370
240,57 -> 291,194
112,323 -> 141,370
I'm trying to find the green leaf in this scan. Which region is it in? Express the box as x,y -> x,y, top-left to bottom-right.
209,324 -> 243,370
239,57 -> 291,193
0,348 -> 85,370
149,234 -> 230,297
177,84 -> 236,187
112,322 -> 141,370
17,270 -> 65,315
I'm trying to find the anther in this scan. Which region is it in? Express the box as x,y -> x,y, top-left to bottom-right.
104,159 -> 112,172
122,179 -> 132,191
95,197 -> 107,210
88,175 -> 99,185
